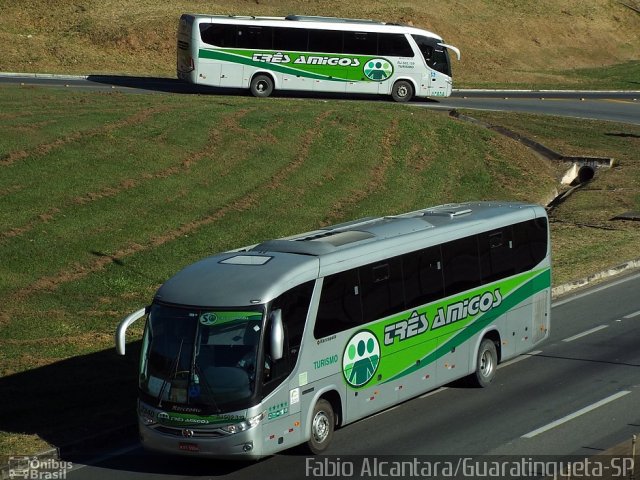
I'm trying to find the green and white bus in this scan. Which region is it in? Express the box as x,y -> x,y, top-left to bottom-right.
116,202 -> 550,458
176,14 -> 460,102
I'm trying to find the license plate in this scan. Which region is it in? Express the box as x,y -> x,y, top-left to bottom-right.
179,442 -> 200,452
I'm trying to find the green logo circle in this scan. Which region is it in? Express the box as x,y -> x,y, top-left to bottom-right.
342,330 -> 380,387
364,58 -> 393,81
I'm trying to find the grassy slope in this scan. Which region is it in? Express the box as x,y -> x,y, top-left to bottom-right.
0,86 -> 566,455
0,0 -> 639,88
0,87 -> 560,375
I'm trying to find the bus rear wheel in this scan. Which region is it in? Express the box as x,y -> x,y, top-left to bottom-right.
470,338 -> 498,387
391,80 -> 414,102
250,74 -> 274,98
306,399 -> 334,454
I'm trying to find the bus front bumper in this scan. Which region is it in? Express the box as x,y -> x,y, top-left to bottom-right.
139,420 -> 264,459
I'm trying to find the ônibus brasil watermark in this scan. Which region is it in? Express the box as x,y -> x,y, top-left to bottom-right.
7,456 -> 72,480
305,456 -> 635,479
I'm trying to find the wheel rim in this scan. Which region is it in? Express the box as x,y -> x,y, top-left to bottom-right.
480,349 -> 495,378
256,81 -> 267,93
397,85 -> 408,97
312,410 -> 330,444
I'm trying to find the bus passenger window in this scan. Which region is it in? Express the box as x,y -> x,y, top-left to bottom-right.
479,228 -> 515,283
442,236 -> 481,296
513,219 -> 548,273
378,33 -> 414,57
314,269 -> 362,338
309,29 -> 343,53
344,31 -> 377,55
359,258 -> 404,323
273,27 -> 308,51
403,246 -> 444,309
199,23 -> 236,47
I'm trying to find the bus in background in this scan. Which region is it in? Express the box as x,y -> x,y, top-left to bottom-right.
116,202 -> 550,458
176,14 -> 460,102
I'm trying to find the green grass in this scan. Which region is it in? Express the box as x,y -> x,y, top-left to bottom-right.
467,61 -> 640,91
466,110 -> 640,285
1,85 -> 639,457
561,61 -> 640,91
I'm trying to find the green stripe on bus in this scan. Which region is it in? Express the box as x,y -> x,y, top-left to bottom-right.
198,49 -> 348,82
383,268 -> 551,384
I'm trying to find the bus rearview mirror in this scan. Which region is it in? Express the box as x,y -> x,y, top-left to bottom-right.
270,309 -> 284,361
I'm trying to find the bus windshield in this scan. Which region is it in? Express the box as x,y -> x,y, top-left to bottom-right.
139,304 -> 265,412
411,35 -> 451,77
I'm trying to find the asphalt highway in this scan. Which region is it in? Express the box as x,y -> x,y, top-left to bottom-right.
62,272 -> 640,479
1,73 -> 639,124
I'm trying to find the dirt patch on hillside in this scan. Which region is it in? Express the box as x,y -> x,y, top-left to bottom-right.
1,1 -> 638,86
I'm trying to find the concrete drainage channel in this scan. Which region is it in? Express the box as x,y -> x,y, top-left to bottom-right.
449,110 -> 614,209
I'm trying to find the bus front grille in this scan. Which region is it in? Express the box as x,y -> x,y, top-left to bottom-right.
153,425 -> 227,438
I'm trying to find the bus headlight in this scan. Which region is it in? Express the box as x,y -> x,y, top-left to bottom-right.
138,404 -> 157,426
221,412 -> 264,434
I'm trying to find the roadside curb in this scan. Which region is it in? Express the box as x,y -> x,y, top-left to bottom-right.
0,71 -> 89,81
551,258 -> 640,299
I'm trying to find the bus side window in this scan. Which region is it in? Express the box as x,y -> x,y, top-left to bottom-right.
308,29 -> 343,54
442,236 -> 481,296
359,258 -> 404,323
237,26 -> 274,50
271,281 -> 314,365
262,281 -> 314,394
513,218 -> 548,273
273,27 -> 308,51
403,246 -> 444,309
478,228 -> 515,284
199,23 -> 236,47
378,33 -> 414,57
314,269 -> 362,338
343,31 -> 377,55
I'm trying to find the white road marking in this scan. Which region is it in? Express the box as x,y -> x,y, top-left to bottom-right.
562,325 -> 609,343
623,310 -> 640,319
498,350 -> 542,369
419,387 -> 449,399
522,391 -> 631,438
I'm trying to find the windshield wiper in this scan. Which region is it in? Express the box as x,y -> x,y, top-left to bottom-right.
192,362 -> 221,413
157,338 -> 184,408
190,320 -> 221,413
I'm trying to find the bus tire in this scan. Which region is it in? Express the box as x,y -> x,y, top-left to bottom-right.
306,399 -> 334,454
391,80 -> 414,102
250,74 -> 274,98
470,338 -> 498,387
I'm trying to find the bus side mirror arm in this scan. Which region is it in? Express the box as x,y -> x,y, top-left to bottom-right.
438,43 -> 461,61
115,307 -> 148,356
270,309 -> 284,362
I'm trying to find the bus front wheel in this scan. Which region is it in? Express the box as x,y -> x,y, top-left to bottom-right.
250,74 -> 274,98
306,399 -> 334,454
391,80 -> 414,102
470,338 -> 498,387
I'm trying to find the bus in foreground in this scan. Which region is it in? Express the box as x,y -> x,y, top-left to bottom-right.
116,202 -> 550,458
176,14 -> 460,102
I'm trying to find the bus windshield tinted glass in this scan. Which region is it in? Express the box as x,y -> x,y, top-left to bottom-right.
139,304 -> 264,411
411,35 -> 451,76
